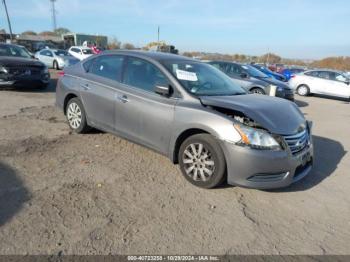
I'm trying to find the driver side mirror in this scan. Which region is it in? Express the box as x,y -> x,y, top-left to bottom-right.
240,72 -> 249,79
155,85 -> 171,97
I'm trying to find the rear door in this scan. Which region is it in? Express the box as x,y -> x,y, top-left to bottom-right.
114,56 -> 176,154
80,55 -> 125,131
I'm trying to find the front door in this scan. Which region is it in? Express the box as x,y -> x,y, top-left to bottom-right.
114,57 -> 176,154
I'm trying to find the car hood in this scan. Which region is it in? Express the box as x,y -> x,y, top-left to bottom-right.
0,56 -> 45,68
199,94 -> 305,135
253,76 -> 290,89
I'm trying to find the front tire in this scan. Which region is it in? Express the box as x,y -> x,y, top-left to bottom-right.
178,134 -> 226,189
66,97 -> 90,133
297,85 -> 310,96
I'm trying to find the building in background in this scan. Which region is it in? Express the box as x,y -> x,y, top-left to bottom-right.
62,33 -> 108,49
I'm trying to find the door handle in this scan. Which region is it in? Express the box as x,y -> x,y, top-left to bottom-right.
80,83 -> 91,90
116,94 -> 129,103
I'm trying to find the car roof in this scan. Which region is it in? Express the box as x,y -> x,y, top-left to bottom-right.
0,43 -> 25,48
70,46 -> 91,49
101,50 -> 195,63
305,69 -> 344,74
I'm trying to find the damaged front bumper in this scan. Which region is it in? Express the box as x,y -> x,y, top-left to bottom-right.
219,133 -> 314,189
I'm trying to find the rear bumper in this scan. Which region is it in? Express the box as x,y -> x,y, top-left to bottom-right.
219,137 -> 314,189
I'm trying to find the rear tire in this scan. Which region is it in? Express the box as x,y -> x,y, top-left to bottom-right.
66,97 -> 91,133
178,134 -> 226,189
251,87 -> 265,95
297,85 -> 310,96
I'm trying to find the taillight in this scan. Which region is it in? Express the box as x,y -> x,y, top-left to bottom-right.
58,71 -> 65,77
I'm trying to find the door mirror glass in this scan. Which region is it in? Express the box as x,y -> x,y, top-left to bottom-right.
154,85 -> 171,96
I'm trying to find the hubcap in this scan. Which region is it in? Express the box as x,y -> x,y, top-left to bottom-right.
298,86 -> 307,95
182,143 -> 215,182
67,102 -> 82,129
253,89 -> 263,94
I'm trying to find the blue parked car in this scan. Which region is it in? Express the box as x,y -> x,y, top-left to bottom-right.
251,64 -> 287,82
281,68 -> 305,81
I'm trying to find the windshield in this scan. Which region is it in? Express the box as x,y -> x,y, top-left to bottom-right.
0,45 -> 31,58
82,49 -> 93,54
242,64 -> 268,78
54,50 -> 70,56
163,60 -> 246,96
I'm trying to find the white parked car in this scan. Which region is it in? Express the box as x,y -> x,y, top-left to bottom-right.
68,46 -> 94,61
35,49 -> 79,70
289,70 -> 350,99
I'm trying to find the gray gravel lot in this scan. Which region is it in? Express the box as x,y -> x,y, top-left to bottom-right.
0,71 -> 349,255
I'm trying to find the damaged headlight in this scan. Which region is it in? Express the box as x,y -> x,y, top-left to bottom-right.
234,124 -> 281,150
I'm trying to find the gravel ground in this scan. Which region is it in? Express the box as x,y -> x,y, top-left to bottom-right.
0,71 -> 349,255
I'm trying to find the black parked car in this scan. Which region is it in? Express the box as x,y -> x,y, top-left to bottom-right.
207,61 -> 294,101
0,43 -> 50,89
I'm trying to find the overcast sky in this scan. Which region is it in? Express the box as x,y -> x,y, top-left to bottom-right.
2,0 -> 350,59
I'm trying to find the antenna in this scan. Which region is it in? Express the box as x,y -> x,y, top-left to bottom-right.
50,0 -> 57,31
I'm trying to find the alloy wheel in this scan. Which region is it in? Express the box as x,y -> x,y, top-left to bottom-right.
298,86 -> 308,96
182,143 -> 215,182
67,102 -> 82,129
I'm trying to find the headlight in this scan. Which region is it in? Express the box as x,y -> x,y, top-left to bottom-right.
0,66 -> 8,74
43,66 -> 49,74
234,124 -> 281,150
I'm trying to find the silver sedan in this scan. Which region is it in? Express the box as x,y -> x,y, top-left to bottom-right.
35,49 -> 79,70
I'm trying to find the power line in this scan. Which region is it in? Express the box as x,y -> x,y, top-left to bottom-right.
50,0 -> 57,31
2,0 -> 13,41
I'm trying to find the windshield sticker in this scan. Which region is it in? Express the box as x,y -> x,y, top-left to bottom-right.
176,69 -> 198,81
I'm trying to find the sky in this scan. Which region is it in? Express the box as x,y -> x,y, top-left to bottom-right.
1,0 -> 350,59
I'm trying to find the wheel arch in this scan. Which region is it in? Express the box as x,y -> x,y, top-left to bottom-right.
172,128 -> 210,164
63,93 -> 79,115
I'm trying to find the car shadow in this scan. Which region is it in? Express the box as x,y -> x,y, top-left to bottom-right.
0,162 -> 30,226
295,99 -> 308,108
269,135 -> 346,193
312,94 -> 350,103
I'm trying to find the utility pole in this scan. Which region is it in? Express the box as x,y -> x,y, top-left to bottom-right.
2,0 -> 13,41
50,0 -> 57,31
157,26 -> 160,51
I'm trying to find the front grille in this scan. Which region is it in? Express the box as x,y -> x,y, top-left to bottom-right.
282,129 -> 309,155
8,67 -> 42,76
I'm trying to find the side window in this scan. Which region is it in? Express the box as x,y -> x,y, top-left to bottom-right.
40,50 -> 52,57
124,57 -> 169,93
305,71 -> 319,77
83,58 -> 95,72
334,73 -> 347,83
318,71 -> 331,80
71,48 -> 79,53
89,55 -> 124,82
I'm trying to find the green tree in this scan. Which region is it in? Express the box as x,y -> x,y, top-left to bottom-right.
122,43 -> 135,50
22,30 -> 37,35
54,27 -> 70,36
107,37 -> 121,49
